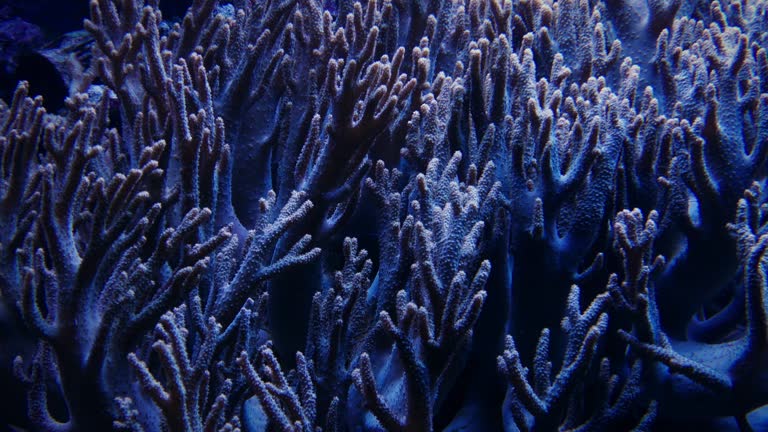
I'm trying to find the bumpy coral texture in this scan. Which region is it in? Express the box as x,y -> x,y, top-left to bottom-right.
1,0 -> 767,430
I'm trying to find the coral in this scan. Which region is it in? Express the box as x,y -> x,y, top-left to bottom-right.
1,0 -> 767,431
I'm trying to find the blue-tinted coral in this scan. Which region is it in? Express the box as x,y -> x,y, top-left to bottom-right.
0,0 -> 767,431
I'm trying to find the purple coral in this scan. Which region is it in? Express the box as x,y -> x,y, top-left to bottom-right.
0,0 -> 767,431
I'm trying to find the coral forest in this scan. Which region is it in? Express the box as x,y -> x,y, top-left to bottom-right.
1,0 -> 768,430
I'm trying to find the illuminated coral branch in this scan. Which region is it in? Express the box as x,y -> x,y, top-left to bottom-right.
238,347 -> 322,432
126,306 -> 234,432
498,286 -> 610,430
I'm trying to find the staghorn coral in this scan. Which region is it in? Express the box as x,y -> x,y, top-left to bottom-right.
0,0 -> 767,431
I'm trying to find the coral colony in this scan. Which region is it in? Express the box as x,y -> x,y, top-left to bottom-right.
1,0 -> 768,430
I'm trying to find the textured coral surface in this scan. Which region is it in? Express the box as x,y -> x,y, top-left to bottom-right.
0,0 -> 767,431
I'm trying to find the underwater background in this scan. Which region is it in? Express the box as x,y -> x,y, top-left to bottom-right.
0,0 -> 767,430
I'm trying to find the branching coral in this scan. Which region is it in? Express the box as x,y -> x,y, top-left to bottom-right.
1,0 -> 767,431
